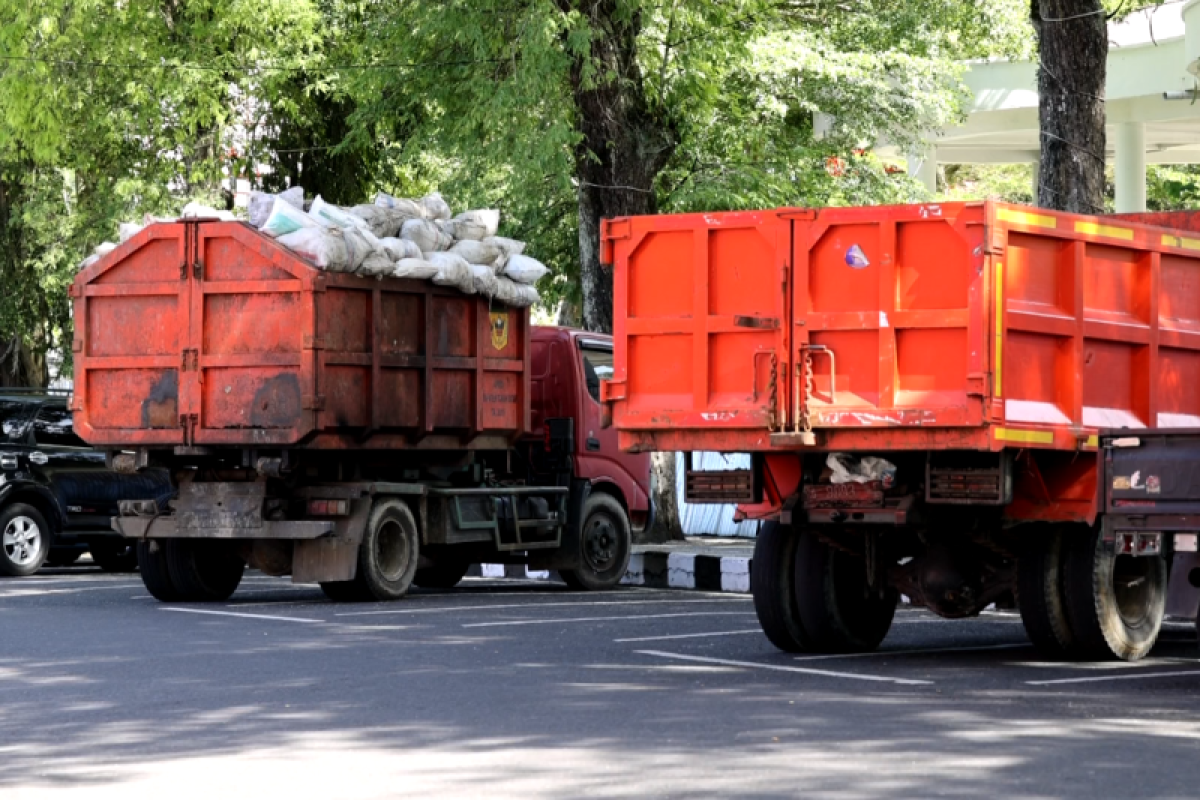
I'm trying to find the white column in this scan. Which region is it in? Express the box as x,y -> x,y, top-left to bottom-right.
1114,121 -> 1147,213
907,146 -> 937,194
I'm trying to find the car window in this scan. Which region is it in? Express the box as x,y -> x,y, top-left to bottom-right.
33,404 -> 88,448
0,399 -> 34,443
579,346 -> 614,403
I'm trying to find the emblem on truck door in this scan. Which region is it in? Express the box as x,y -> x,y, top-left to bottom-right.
490,312 -> 509,350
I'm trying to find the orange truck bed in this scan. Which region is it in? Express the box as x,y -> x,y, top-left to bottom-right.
601,200 -> 1200,456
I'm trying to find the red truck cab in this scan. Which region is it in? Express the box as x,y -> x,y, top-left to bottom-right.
530,327 -> 652,532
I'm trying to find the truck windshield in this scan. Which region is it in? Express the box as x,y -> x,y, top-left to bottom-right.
579,346 -> 613,402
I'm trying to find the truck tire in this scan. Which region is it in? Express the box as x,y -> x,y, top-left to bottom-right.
795,526 -> 897,653
751,520 -> 811,653
0,503 -> 51,577
90,541 -> 139,573
322,499 -> 420,602
559,493 -> 631,591
137,539 -> 183,602
1017,528 -> 1077,657
1063,524 -> 1166,661
414,560 -> 471,589
166,540 -> 245,602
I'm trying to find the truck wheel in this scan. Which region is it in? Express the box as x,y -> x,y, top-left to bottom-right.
1063,525 -> 1166,661
137,540 -> 183,602
322,500 -> 420,602
1017,528 -> 1077,657
559,493 -> 631,591
751,520 -> 811,653
795,526 -> 897,653
166,540 -> 245,602
414,560 -> 471,589
90,541 -> 139,573
0,503 -> 51,577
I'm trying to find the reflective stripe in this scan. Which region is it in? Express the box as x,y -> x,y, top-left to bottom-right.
994,262 -> 1004,398
1161,233 -> 1200,251
997,208 -> 1057,229
1075,221 -> 1135,241
995,427 -> 1055,445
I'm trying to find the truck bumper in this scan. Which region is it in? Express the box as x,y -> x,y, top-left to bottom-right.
112,517 -> 334,540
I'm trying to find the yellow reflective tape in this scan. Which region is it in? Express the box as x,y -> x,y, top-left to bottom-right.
994,262 -> 1003,398
1084,434 -> 1099,448
1161,233 -> 1200,251
1075,221 -> 1135,241
995,427 -> 1055,445
997,207 -> 1057,229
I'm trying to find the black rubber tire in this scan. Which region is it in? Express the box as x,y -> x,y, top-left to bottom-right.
414,560 -> 471,589
0,503 -> 51,577
321,499 -> 420,602
559,493 -> 632,591
166,539 -> 245,602
46,548 -> 84,567
90,541 -> 140,573
1063,525 -> 1166,661
795,527 -> 897,653
751,520 -> 811,653
1017,527 -> 1078,657
137,539 -> 183,602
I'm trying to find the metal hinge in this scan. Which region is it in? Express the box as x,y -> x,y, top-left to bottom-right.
180,261 -> 188,280
181,349 -> 199,371
193,259 -> 204,280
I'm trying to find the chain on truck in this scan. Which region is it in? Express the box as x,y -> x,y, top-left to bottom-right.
70,220 -> 651,602
602,200 -> 1200,661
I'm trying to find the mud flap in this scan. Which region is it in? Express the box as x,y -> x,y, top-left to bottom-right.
293,538 -> 358,583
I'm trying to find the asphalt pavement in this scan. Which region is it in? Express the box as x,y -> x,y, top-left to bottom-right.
2,564 -> 1199,799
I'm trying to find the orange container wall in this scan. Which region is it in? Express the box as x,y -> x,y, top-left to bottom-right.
602,201 -> 1200,455
72,220 -> 530,451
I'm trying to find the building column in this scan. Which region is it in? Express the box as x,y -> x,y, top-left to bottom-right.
907,146 -> 937,194
1114,121 -> 1147,213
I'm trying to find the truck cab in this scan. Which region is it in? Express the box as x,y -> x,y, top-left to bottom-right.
529,327 -> 652,533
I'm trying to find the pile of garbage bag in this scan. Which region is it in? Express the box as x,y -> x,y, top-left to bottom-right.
78,188 -> 548,309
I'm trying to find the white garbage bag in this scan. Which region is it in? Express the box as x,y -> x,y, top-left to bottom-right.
277,226 -> 373,273
358,251 -> 395,277
449,209 -> 500,240
427,251 -> 474,294
418,192 -> 452,221
379,237 -> 423,262
449,239 -> 503,268
375,192 -> 427,220
826,453 -> 897,488
118,222 -> 144,243
493,276 -> 540,308
248,186 -> 304,228
261,197 -> 322,238
348,204 -> 414,238
180,201 -> 236,221
501,253 -> 550,285
483,236 -> 526,258
393,258 -> 442,280
470,263 -> 498,296
401,218 -> 454,252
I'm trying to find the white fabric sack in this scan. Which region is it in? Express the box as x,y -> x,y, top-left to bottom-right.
453,209 -> 500,239
494,277 -> 540,308
418,192 -> 452,221
261,197 -> 322,238
374,192 -> 427,220
95,241 -> 118,257
470,264 -> 498,297
309,196 -> 371,233
79,253 -> 101,271
180,201 -> 236,221
379,237 -> 423,262
249,186 -> 304,228
427,251 -> 475,294
483,236 -> 526,258
277,226 -> 373,273
349,204 -> 413,238
393,258 -> 442,280
826,453 -> 897,488
440,217 -> 489,241
502,253 -> 550,285
118,222 -> 144,243
401,218 -> 453,252
359,251 -> 395,278
449,240 -> 503,268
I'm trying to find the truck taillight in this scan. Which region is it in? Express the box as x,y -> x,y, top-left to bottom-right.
1117,532 -> 1161,557
308,500 -> 349,517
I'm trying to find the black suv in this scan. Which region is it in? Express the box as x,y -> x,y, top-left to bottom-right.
0,389 -> 173,576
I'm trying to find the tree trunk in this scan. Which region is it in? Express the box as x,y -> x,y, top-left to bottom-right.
1032,0 -> 1107,214
643,451 -> 685,543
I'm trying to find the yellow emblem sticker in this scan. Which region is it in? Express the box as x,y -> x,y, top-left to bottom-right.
490,312 -> 509,351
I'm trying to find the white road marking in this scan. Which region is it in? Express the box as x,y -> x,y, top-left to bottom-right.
463,611 -> 756,628
337,598 -> 748,618
1027,669 -> 1200,686
615,629 -> 764,643
635,650 -> 933,686
160,607 -> 324,624
227,599 -> 328,609
793,643 -> 1029,662
0,584 -> 145,598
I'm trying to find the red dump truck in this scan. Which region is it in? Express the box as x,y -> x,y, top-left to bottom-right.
602,200 -> 1200,661
70,219 -> 650,601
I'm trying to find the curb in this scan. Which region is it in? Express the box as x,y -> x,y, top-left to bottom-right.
466,550 -> 752,594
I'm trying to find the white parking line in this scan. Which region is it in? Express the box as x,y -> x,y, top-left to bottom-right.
160,607 -> 324,624
463,611 -> 757,628
615,629 -> 764,643
635,650 -> 933,686
793,643 -> 1030,662
1027,669 -> 1200,686
337,598 -> 748,618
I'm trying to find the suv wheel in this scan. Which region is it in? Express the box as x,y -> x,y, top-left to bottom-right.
0,503 -> 51,576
